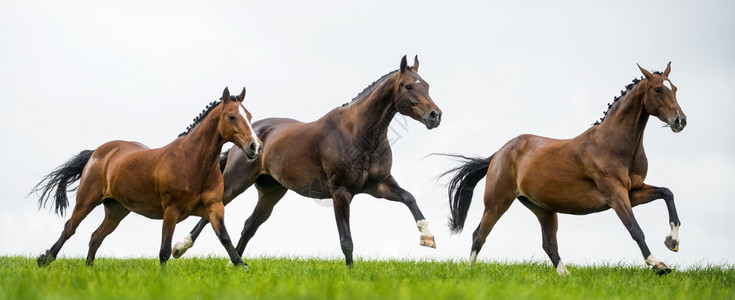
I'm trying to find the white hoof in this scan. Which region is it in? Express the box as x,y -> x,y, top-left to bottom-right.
172,234 -> 193,259
556,261 -> 570,276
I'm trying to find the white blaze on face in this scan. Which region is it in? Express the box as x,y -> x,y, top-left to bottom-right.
415,79 -> 421,85
237,103 -> 259,145
663,80 -> 672,90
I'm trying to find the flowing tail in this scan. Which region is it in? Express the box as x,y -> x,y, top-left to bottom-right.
29,150 -> 94,216
219,149 -> 231,173
440,154 -> 495,234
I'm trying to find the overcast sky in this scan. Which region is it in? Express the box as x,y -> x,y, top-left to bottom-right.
1,0 -> 733,269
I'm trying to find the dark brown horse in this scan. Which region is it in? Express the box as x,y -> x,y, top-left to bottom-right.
31,87 -> 261,267
172,56 -> 442,266
443,63 -> 686,275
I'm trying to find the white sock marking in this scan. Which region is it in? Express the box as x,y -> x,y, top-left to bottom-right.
175,234 -> 193,251
645,255 -> 661,266
416,219 -> 433,236
469,251 -> 478,267
556,260 -> 570,276
668,222 -> 680,241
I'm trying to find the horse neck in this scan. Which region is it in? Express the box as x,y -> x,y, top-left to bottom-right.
180,106 -> 226,171
593,83 -> 649,157
344,75 -> 398,149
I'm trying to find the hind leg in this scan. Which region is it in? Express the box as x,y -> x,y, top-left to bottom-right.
235,176 -> 287,255
629,184 -> 680,252
85,199 -> 130,266
469,180 -> 516,267
38,186 -> 103,267
369,176 -> 436,248
518,198 -> 568,275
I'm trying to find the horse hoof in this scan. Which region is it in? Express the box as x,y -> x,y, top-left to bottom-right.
652,262 -> 672,276
37,252 -> 53,267
172,246 -> 186,259
420,235 -> 436,248
664,235 -> 679,252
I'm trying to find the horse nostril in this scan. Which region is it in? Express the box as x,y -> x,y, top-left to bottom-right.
681,118 -> 687,127
249,142 -> 257,151
429,110 -> 437,121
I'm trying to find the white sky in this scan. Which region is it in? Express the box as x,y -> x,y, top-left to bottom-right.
1,0 -> 733,269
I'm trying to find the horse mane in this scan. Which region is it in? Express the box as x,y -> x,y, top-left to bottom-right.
178,96 -> 232,137
592,76 -> 643,126
340,69 -> 402,108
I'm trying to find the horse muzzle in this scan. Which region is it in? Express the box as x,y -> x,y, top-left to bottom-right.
423,109 -> 442,129
241,140 -> 262,160
670,115 -> 686,133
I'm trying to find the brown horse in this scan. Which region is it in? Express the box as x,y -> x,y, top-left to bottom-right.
31,87 -> 261,267
442,63 -> 686,275
171,55 -> 442,266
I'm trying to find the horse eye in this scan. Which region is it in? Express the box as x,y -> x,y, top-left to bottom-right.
654,87 -> 663,93
228,115 -> 236,121
406,84 -> 413,90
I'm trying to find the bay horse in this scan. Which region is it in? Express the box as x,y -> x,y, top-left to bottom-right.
443,63 -> 686,275
31,87 -> 262,267
171,55 -> 443,266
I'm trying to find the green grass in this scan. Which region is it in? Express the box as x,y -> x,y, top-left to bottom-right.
1,256 -> 733,300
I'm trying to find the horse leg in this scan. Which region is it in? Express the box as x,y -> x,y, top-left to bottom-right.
331,187 -> 354,267
518,197 -> 567,275
370,176 -> 435,248
159,206 -> 181,266
629,184 -> 680,252
38,186 -> 102,267
469,181 -> 515,267
606,187 -> 671,275
235,176 -> 287,256
85,199 -> 130,266
207,201 -> 246,268
173,149 -> 258,258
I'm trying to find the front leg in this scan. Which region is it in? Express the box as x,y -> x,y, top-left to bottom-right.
331,187 -> 354,267
604,184 -> 671,275
160,206 -> 181,266
370,176 -> 436,248
629,184 -> 680,252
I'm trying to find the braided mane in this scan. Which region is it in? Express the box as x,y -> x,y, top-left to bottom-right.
178,96 -> 233,137
340,69 -> 402,108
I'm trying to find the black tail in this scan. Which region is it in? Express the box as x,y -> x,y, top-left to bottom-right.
439,154 -> 495,234
29,150 -> 94,216
219,149 -> 231,173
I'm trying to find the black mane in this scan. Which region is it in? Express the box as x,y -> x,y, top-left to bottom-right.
340,69 -> 402,107
592,76 -> 645,126
178,96 -> 233,137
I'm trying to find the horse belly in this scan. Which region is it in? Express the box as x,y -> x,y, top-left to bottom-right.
520,175 -> 609,215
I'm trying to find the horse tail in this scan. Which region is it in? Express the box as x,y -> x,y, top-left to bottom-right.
440,154 -> 495,234
219,148 -> 231,173
30,150 -> 94,217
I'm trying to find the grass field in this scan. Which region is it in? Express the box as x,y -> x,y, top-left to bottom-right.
1,256 -> 733,300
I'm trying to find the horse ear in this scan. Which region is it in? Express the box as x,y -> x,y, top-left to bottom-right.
237,86 -> 246,102
412,55 -> 419,72
663,61 -> 671,77
637,64 -> 653,80
222,87 -> 230,102
399,55 -> 408,73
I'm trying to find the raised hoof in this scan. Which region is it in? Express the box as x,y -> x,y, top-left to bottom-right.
420,235 -> 436,248
652,262 -> 672,276
172,246 -> 187,259
37,252 -> 54,267
664,236 -> 679,252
